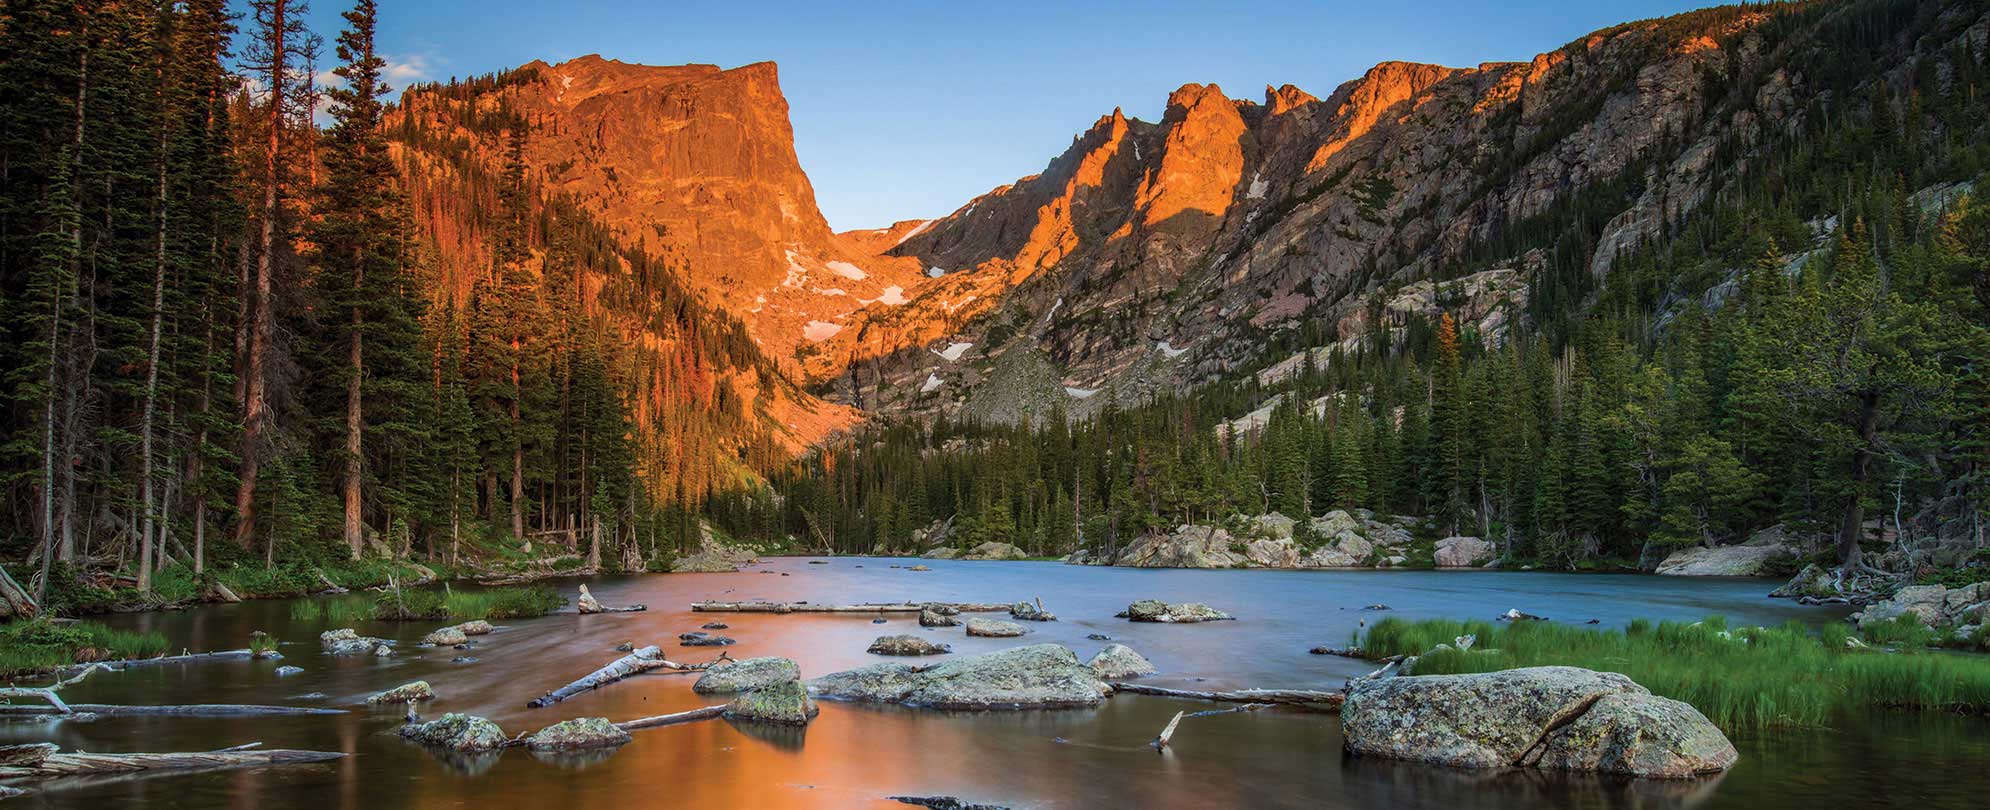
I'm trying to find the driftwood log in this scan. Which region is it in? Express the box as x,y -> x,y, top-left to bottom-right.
0,742 -> 343,781
577,584 -> 645,614
0,704 -> 344,719
1107,682 -> 1345,711
56,648 -> 267,676
525,646 -> 714,708
614,704 -> 728,731
691,601 -> 1012,614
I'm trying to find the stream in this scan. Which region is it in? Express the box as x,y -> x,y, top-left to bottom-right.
7,558 -> 1989,808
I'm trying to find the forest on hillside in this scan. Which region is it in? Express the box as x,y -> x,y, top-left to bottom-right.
770,0 -> 1990,583
0,0 -> 788,613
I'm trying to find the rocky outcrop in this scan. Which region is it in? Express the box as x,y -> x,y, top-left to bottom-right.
527,717 -> 632,751
1086,644 -> 1157,679
693,657 -> 803,694
368,681 -> 435,705
1654,543 -> 1792,577
670,526 -> 760,573
320,628 -> 390,656
400,713 -> 507,752
1853,582 -> 1989,634
809,644 -> 1111,709
869,635 -> 952,656
725,678 -> 818,725
1433,537 -> 1494,568
921,547 -> 960,560
1341,667 -> 1736,778
1123,600 -> 1233,623
962,542 -> 1031,560
1074,510 -> 1419,569
965,618 -> 1028,637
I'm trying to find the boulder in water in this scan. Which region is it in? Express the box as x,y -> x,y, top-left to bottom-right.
693,656 -> 802,694
422,626 -> 468,647
368,680 -> 435,704
320,628 -> 389,656
965,618 -> 1027,637
400,713 -> 506,752
810,643 -> 1109,710
1009,600 -> 1056,622
1086,644 -> 1156,678
1122,599 -> 1232,623
1341,666 -> 1736,778
725,678 -> 819,725
527,717 -> 632,751
869,634 -> 952,656
919,606 -> 959,627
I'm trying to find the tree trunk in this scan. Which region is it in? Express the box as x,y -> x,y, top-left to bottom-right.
1837,387 -> 1881,570
343,307 -> 363,560
511,339 -> 526,549
138,88 -> 172,595
236,0 -> 288,552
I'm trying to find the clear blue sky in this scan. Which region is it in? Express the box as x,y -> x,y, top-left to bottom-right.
282,0 -> 1722,231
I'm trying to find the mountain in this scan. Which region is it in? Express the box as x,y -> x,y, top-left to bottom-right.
810,1 -> 1987,424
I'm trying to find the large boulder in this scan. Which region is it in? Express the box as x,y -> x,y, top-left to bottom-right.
965,618 -> 1027,637
320,628 -> 389,656
725,678 -> 818,725
1341,666 -> 1736,778
1655,543 -> 1792,577
869,635 -> 952,656
693,657 -> 802,693
1115,525 -> 1247,568
1123,599 -> 1233,623
1253,513 -> 1297,541
1086,644 -> 1157,679
400,713 -> 506,751
1433,536 -> 1495,568
1242,537 -> 1300,567
526,717 -> 632,751
960,541 -> 1030,561
919,603 -> 961,627
1854,583 -> 1989,630
809,643 -> 1110,709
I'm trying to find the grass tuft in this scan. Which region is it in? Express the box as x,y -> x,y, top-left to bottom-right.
0,620 -> 170,678
288,585 -> 561,624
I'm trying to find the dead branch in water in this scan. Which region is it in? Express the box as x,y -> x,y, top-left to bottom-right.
614,704 -> 728,731
1107,682 -> 1345,712
0,704 -> 343,720
1152,710 -> 1184,749
525,646 -> 715,708
691,600 -> 1012,614
0,743 -> 343,781
56,648 -> 268,677
577,584 -> 645,614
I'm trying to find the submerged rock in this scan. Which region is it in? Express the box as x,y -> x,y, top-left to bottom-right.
527,717 -> 632,751
400,713 -> 507,752
725,678 -> 819,725
1122,599 -> 1232,623
369,680 -> 436,705
869,634 -> 952,656
319,628 -> 389,656
275,665 -> 305,677
1341,666 -> 1736,778
810,643 -> 1110,710
907,565 -> 932,572
1086,644 -> 1157,678
682,635 -> 737,647
965,618 -> 1027,637
694,657 -> 803,694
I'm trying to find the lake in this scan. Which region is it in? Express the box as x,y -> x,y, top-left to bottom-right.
8,558 -> 1988,808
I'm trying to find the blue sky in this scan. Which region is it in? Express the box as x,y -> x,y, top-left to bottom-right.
284,0 -> 1722,231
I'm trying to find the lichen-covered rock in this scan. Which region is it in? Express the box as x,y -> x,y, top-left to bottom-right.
1009,600 -> 1055,621
919,604 -> 960,627
1854,582 -> 1990,630
1341,666 -> 1736,778
868,635 -> 952,656
320,628 -> 389,656
725,678 -> 818,725
1086,644 -> 1157,678
1654,543 -> 1793,576
422,626 -> 468,647
400,713 -> 506,751
454,620 -> 494,636
1433,536 -> 1494,568
526,717 -> 632,751
1123,599 -> 1232,623
965,618 -> 1027,637
693,656 -> 802,693
809,643 -> 1110,709
368,680 -> 435,704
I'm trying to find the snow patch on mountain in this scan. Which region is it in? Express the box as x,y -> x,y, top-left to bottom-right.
825,260 -> 868,281
921,374 -> 943,394
802,321 -> 844,341
932,342 -> 973,362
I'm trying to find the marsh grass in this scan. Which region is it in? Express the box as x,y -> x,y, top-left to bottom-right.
288,585 -> 561,624
0,620 -> 170,678
1363,616 -> 1990,732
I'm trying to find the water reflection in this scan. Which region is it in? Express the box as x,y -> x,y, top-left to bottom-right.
6,558 -> 1979,809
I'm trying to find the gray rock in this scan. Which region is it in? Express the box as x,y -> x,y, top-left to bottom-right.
1341,666 -> 1736,778
960,541 -> 1030,561
1769,563 -> 1834,599
319,628 -> 389,656
275,665 -> 305,677
368,680 -> 435,704
526,717 -> 632,751
869,634 -> 952,656
693,656 -> 803,694
1009,600 -> 1056,622
1123,599 -> 1233,623
921,547 -> 961,560
422,626 -> 468,647
1086,644 -> 1156,678
810,643 -> 1110,709
1434,536 -> 1495,568
725,678 -> 818,725
1085,633 -> 1113,641
454,620 -> 494,636
681,635 -> 736,647
1654,543 -> 1792,576
965,618 -> 1027,637
400,713 -> 507,751
919,605 -> 960,627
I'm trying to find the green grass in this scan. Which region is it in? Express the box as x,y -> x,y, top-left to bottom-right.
288,585 -> 562,624
0,620 -> 170,679
1362,615 -> 1990,732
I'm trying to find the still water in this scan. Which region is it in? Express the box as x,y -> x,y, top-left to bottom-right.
7,558 -> 1988,808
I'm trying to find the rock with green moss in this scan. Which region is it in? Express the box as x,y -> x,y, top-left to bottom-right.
725,678 -> 818,725
692,656 -> 802,694
368,680 -> 434,704
400,713 -> 506,751
526,717 -> 631,751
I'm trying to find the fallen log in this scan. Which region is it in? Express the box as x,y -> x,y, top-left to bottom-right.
56,648 -> 266,676
0,704 -> 344,719
577,584 -> 646,614
0,565 -> 36,620
0,743 -> 343,781
526,646 -> 713,708
1107,682 -> 1345,711
613,704 -> 727,731
1152,710 -> 1184,749
691,600 -> 1012,614
1,663 -> 112,714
